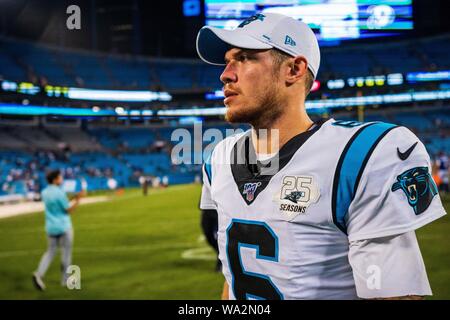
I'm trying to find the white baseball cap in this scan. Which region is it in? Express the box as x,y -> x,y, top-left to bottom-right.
196,13 -> 320,79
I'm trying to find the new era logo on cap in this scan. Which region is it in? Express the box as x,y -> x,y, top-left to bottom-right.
284,35 -> 296,46
196,12 -> 321,79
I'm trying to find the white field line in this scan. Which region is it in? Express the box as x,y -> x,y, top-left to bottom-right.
181,247 -> 217,261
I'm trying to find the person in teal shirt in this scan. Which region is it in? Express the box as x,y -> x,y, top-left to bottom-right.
32,170 -> 84,291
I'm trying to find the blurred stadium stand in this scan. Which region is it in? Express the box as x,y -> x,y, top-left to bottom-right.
2,34 -> 449,91
0,36 -> 224,91
321,34 -> 450,79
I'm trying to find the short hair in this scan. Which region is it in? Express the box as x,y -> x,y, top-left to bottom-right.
270,48 -> 315,96
303,69 -> 314,96
46,170 -> 61,184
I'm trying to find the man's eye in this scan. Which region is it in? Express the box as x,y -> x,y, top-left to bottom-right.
239,54 -> 249,61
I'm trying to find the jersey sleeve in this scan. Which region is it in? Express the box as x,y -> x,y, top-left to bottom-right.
345,126 -> 446,242
200,159 -> 217,210
348,231 -> 432,299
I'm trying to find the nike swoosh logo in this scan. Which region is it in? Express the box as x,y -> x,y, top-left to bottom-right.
397,142 -> 418,160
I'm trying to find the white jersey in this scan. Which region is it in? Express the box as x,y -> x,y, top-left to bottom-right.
200,118 -> 446,300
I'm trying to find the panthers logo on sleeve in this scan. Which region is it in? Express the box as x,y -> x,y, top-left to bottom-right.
391,166 -> 439,215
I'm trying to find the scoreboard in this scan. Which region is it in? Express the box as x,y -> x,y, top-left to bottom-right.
204,0 -> 414,45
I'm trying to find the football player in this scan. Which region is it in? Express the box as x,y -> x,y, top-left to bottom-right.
196,13 -> 446,299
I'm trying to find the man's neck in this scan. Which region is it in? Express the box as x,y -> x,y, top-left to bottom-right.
251,108 -> 313,155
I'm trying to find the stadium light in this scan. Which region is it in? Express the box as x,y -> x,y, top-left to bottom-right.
0,104 -> 116,116
114,107 -> 126,115
67,88 -> 172,102
1,89 -> 449,118
161,89 -> 450,116
407,70 -> 450,83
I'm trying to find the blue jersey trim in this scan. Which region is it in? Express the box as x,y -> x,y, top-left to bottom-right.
204,153 -> 212,185
332,122 -> 398,234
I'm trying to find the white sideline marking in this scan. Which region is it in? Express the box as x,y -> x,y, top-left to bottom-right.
197,235 -> 206,243
0,196 -> 109,219
181,247 -> 217,261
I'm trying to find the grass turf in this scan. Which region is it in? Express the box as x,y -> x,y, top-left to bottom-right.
0,185 -> 448,299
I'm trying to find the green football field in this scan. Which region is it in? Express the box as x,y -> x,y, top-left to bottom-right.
0,184 -> 448,300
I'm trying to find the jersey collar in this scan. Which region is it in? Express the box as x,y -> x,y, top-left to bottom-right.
230,118 -> 327,205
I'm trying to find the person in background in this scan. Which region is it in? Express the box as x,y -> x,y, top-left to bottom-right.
32,170 -> 85,291
435,151 -> 449,193
432,160 -> 442,189
200,207 -> 221,272
162,175 -> 169,188
139,175 -> 149,196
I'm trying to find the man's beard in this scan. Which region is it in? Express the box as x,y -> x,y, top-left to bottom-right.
225,83 -> 284,129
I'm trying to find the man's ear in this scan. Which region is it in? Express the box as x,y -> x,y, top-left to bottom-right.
285,56 -> 308,85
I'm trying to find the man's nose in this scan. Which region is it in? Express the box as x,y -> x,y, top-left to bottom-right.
220,62 -> 237,84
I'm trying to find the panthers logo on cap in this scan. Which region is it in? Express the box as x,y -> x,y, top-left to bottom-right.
391,166 -> 438,215
238,14 -> 266,28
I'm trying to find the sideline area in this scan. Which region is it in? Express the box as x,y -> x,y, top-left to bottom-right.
0,196 -> 109,219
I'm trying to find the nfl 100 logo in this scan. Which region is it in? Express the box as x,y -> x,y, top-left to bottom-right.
243,182 -> 262,202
